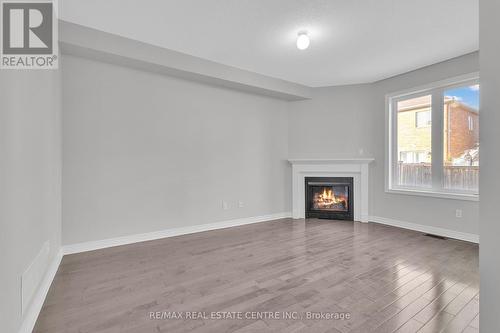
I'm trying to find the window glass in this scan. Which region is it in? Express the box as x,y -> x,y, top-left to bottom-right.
416,111 -> 431,128
443,85 -> 479,191
396,95 -> 432,187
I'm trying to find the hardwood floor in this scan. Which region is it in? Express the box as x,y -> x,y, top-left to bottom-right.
34,219 -> 479,333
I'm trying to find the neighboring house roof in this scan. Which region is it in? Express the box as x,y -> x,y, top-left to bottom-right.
397,96 -> 431,111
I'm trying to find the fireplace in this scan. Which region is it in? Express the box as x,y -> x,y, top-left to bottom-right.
305,177 -> 354,220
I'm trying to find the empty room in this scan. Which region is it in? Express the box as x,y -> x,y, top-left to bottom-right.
1,0 -> 499,332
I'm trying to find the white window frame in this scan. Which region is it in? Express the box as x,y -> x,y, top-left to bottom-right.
385,73 -> 479,201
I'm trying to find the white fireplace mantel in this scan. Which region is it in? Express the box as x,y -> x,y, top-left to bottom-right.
288,158 -> 374,222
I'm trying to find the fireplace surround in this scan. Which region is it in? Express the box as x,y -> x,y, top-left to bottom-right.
289,158 -> 374,222
305,177 -> 354,220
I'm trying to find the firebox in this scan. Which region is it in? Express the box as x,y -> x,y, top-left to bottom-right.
305,177 -> 354,220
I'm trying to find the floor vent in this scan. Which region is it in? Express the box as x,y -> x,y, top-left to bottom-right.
424,233 -> 447,240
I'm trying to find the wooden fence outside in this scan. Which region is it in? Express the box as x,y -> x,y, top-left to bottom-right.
397,163 -> 479,190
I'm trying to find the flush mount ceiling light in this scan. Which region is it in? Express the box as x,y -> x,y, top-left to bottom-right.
296,31 -> 310,50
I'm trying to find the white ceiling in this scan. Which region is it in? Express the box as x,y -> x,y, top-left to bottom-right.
61,0 -> 479,87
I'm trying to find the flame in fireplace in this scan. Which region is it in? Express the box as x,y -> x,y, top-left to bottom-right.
313,187 -> 348,211
321,188 -> 342,203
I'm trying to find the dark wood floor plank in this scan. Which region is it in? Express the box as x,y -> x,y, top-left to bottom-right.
442,297 -> 479,333
413,281 -> 467,325
417,311 -> 455,333
394,318 -> 425,333
34,218 -> 479,333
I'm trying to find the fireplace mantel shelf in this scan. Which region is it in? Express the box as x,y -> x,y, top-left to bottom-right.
288,158 -> 374,165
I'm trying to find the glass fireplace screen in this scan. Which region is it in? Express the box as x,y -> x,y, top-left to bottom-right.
310,184 -> 349,212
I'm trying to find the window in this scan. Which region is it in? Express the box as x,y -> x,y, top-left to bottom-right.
468,116 -> 474,131
387,75 -> 479,200
416,110 -> 431,128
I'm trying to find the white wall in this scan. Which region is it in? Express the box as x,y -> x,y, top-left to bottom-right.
62,55 -> 291,245
289,52 -> 479,235
479,0 -> 500,330
0,70 -> 62,333
288,84 -> 374,159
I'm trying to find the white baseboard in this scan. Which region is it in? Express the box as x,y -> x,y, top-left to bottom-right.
369,216 -> 479,243
18,249 -> 63,333
62,212 -> 292,255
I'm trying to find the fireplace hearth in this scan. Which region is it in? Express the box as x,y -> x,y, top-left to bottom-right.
305,177 -> 354,220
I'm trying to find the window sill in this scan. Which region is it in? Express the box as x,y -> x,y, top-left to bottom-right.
386,188 -> 479,201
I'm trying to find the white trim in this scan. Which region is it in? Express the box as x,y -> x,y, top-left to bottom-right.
386,188 -> 479,201
288,159 -> 373,222
369,216 -> 479,243
21,241 -> 50,315
62,212 -> 291,255
386,72 -> 480,100
18,249 -> 63,333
